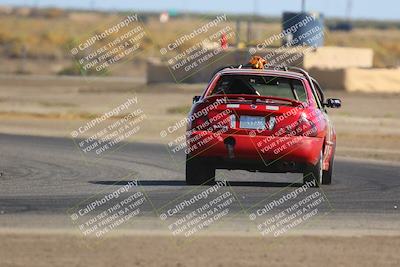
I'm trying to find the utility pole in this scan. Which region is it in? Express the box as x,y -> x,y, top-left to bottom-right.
253,0 -> 258,16
236,20 -> 241,46
346,0 -> 353,21
301,0 -> 306,12
90,0 -> 95,10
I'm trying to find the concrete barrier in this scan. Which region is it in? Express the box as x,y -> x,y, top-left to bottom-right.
147,46 -> 374,84
304,47 -> 373,69
146,46 -> 400,93
345,68 -> 400,93
309,68 -> 346,90
310,67 -> 400,93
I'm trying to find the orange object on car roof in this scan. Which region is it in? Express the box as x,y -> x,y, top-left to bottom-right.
248,56 -> 267,69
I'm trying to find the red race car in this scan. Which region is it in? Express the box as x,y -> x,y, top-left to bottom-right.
185,58 -> 341,187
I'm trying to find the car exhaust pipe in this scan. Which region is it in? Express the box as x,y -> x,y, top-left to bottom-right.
224,137 -> 236,159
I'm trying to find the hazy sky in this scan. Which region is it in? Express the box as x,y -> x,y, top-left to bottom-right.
0,0 -> 399,20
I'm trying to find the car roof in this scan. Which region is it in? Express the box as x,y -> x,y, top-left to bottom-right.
217,68 -> 307,80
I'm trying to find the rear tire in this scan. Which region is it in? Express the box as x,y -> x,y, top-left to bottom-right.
185,155 -> 216,185
303,151 -> 323,187
322,145 -> 335,185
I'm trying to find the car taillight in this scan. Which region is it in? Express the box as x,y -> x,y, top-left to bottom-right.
293,113 -> 318,137
192,115 -> 209,130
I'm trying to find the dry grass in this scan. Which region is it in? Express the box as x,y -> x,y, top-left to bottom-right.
325,28 -> 400,67
0,12 -> 399,74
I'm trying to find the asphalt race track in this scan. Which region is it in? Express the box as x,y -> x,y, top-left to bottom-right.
0,133 -> 399,232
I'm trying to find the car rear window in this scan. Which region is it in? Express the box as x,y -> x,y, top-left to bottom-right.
210,74 -> 307,102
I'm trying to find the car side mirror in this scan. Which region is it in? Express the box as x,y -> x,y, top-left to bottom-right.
324,98 -> 341,108
193,95 -> 201,104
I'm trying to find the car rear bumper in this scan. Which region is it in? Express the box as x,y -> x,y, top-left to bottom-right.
187,131 -> 324,167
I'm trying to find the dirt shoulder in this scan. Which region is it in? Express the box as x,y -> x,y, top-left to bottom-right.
0,229 -> 399,267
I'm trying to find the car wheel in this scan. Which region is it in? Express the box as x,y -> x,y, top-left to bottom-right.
303,151 -> 323,187
185,155 -> 216,185
322,145 -> 335,185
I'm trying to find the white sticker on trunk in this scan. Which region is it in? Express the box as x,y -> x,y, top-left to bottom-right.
227,104 -> 240,108
266,105 -> 279,111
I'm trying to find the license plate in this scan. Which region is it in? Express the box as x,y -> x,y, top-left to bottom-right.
239,116 -> 266,130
